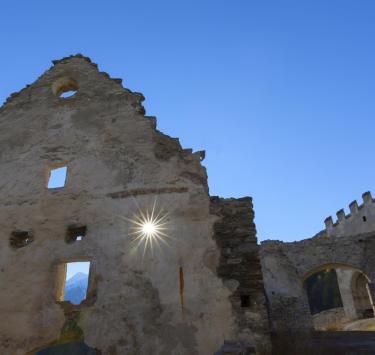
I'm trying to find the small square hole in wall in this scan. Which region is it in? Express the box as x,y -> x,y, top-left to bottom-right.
47,165 -> 67,189
241,295 -> 251,308
57,261 -> 91,305
10,231 -> 33,249
363,216 -> 367,222
66,225 -> 87,243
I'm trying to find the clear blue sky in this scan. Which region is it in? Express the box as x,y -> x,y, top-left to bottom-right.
1,1 -> 375,242
66,262 -> 90,280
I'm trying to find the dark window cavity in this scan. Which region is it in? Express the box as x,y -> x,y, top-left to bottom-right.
240,295 -> 251,308
10,231 -> 33,249
66,225 -> 87,243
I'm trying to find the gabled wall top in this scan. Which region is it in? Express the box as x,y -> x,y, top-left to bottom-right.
0,54 -> 208,196
0,54 -> 145,114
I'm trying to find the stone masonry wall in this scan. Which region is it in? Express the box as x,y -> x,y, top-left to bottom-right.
0,55 -> 270,355
210,197 -> 271,355
261,231 -> 375,336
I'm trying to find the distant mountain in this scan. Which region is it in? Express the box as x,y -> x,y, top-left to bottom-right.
64,272 -> 89,305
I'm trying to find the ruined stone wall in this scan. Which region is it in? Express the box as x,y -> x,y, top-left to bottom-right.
259,240 -> 313,335
0,55 -> 270,354
260,232 -> 375,335
312,307 -> 348,331
210,197 -> 271,354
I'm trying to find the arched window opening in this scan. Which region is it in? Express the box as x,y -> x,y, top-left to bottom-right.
52,77 -> 79,98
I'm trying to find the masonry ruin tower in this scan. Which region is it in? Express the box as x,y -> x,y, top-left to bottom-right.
0,55 -> 270,354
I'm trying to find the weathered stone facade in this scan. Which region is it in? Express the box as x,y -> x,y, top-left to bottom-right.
261,232 -> 375,328
4,54 -> 375,355
0,55 -> 271,354
260,192 -> 375,354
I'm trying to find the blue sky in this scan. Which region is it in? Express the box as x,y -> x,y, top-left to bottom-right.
1,1 -> 374,242
66,262 -> 90,280
48,167 -> 67,188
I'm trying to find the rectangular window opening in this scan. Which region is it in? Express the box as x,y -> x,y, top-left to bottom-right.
10,230 -> 34,249
241,295 -> 251,308
66,225 -> 87,243
58,261 -> 91,305
47,165 -> 67,189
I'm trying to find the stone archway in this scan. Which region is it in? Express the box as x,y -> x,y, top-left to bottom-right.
301,264 -> 374,330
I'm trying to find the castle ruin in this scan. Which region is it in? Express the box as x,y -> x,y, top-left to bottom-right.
1,55 -> 375,355
261,192 -> 375,354
0,55 -> 270,355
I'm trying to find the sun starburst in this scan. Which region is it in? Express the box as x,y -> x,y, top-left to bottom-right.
126,199 -> 171,257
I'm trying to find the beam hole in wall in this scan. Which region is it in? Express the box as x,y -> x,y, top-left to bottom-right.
52,77 -> 79,98
10,230 -> 33,249
57,261 -> 91,305
46,164 -> 67,189
66,225 -> 87,243
240,295 -> 251,308
363,216 -> 367,222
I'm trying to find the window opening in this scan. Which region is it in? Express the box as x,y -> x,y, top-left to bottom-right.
47,165 -> 67,189
52,77 -> 79,98
60,90 -> 77,98
66,225 -> 87,243
241,295 -> 250,308
10,231 -> 33,249
60,261 -> 91,305
363,216 -> 367,222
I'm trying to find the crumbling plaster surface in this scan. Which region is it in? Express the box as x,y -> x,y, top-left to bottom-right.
0,55 -> 267,354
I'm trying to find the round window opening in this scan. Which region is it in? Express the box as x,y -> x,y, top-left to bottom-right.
52,77 -> 79,98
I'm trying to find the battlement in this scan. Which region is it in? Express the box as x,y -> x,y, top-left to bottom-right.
324,191 -> 375,237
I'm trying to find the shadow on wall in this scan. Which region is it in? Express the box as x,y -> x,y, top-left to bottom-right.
304,269 -> 343,315
303,266 -> 374,331
35,341 -> 98,355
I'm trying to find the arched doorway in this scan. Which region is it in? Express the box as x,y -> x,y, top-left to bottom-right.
303,264 -> 374,330
304,268 -> 343,315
